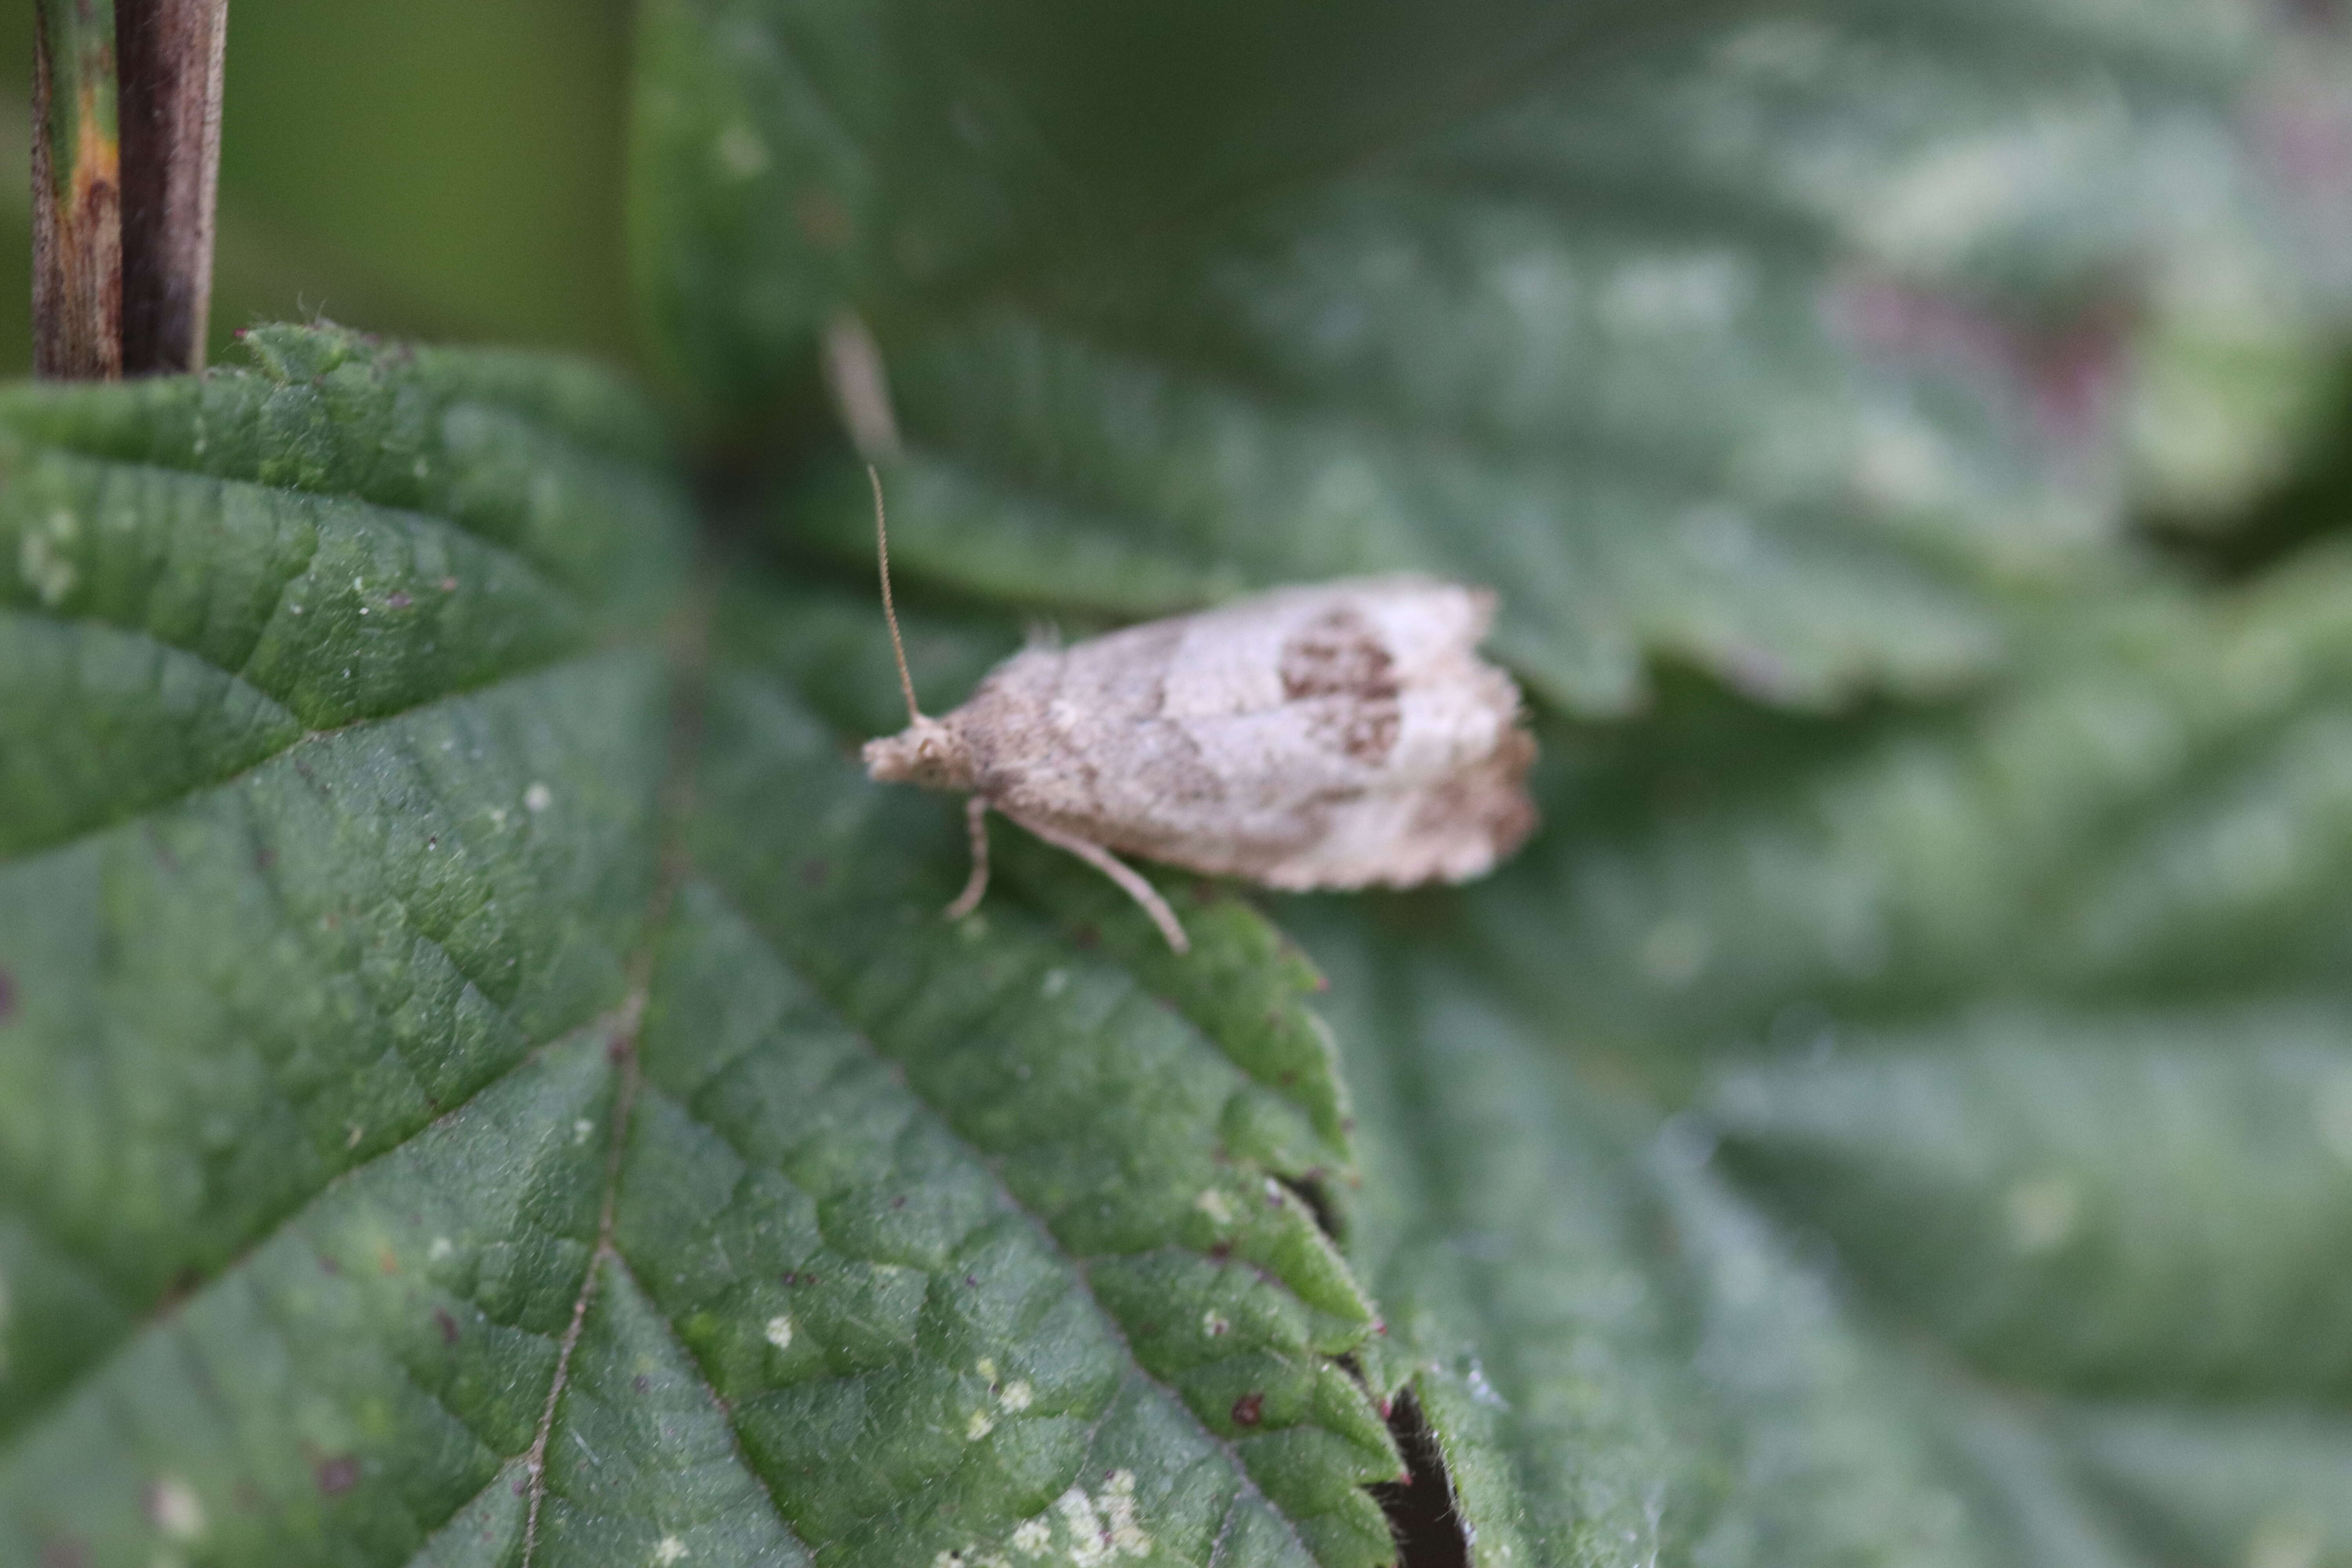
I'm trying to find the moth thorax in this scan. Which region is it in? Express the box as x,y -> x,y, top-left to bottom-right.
861,715 -> 975,791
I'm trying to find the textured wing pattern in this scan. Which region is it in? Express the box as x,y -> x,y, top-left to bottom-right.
946,579 -> 1536,884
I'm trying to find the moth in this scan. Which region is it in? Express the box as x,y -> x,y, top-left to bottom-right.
860,471 -> 1539,952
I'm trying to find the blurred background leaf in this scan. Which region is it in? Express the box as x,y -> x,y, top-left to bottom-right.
0,0 -> 640,372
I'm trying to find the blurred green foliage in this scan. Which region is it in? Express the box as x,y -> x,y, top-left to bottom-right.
0,0 -> 636,374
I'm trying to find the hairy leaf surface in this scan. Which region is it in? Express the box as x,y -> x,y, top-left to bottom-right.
0,327 -> 1404,1568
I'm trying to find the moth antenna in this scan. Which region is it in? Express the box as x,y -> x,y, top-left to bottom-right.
870,464 -> 922,725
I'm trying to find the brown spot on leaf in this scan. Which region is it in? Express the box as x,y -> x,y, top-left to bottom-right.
1230,1392 -> 1264,1427
39,1537 -> 88,1568
800,857 -> 831,887
314,1455 -> 360,1495
634,1374 -> 652,1394
439,577 -> 459,592
385,590 -> 412,609
433,1308 -> 460,1345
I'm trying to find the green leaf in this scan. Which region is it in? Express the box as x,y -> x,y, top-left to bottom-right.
1679,995 -> 2352,1568
1289,908 -> 2035,1567
2060,1406 -> 2352,1568
1456,547 -> 2352,1081
633,0 -> 2336,713
1706,1005 -> 2352,1397
0,326 -> 1407,1566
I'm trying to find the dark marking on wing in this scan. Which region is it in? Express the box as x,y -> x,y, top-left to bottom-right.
1283,608 -> 1402,764
1281,608 -> 1399,701
1305,699 -> 1402,764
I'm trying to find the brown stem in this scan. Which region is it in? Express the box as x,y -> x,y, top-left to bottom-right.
32,0 -> 124,379
117,0 -> 227,374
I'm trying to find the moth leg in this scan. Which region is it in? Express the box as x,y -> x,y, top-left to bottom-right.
944,796 -> 992,920
1007,812 -> 1191,955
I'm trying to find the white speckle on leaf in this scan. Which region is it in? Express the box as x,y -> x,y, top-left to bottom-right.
966,1409 -> 995,1441
1040,968 -> 1069,999
147,1476 -> 206,1541
764,1314 -> 794,1351
1055,1487 -> 1108,1567
715,123 -> 769,178
345,1123 -> 364,1150
524,783 -> 553,813
976,1357 -> 998,1383
1048,1473 -> 1150,1565
1011,1518 -> 1053,1556
2005,1174 -> 2080,1254
1193,1189 -> 1233,1226
1464,1358 -> 1506,1408
489,808 -> 510,830
572,1118 -> 596,1145
1202,1310 -> 1229,1338
427,1236 -> 454,1262
654,1537 -> 688,1566
1102,1471 -> 1150,1558
18,523 -> 78,607
999,1379 -> 1032,1412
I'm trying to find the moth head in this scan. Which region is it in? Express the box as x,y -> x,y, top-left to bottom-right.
863,715 -> 975,791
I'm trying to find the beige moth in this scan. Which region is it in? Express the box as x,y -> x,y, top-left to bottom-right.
858,470 -> 1539,953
